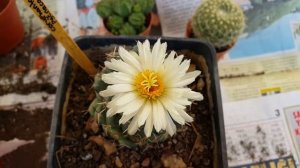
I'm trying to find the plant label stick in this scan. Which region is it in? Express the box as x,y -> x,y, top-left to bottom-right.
23,0 -> 97,76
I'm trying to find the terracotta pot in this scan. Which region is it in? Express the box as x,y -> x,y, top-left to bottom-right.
103,12 -> 153,36
185,20 -> 234,61
0,0 -> 24,55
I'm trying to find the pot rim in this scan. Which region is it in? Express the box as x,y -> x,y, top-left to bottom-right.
0,0 -> 12,16
48,36 -> 227,168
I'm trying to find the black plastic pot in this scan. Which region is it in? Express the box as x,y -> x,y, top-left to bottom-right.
48,36 -> 226,167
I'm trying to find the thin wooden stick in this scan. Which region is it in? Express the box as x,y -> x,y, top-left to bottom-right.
23,0 -> 97,76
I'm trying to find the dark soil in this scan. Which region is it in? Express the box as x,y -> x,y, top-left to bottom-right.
0,81 -> 56,96
56,47 -> 215,168
0,107 -> 52,168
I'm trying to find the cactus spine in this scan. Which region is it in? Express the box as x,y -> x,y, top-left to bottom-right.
192,0 -> 245,48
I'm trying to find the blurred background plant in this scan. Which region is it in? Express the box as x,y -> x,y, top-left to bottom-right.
96,0 -> 154,35
191,0 -> 245,50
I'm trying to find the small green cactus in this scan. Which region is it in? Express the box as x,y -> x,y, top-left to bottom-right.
132,4 -> 142,13
192,0 -> 245,48
112,0 -> 133,17
119,23 -> 136,35
95,0 -> 154,35
96,0 -> 112,18
135,0 -> 155,14
107,15 -> 124,30
88,71 -> 169,148
129,13 -> 145,28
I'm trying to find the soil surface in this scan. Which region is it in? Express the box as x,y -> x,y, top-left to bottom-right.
56,47 -> 215,168
0,107 -> 52,168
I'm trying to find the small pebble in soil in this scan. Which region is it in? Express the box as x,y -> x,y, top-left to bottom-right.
80,153 -> 93,161
115,156 -> 123,168
142,158 -> 150,167
197,78 -> 205,91
98,164 -> 107,168
130,162 -> 140,168
161,154 -> 187,168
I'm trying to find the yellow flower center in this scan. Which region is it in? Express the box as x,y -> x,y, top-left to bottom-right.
134,70 -> 164,100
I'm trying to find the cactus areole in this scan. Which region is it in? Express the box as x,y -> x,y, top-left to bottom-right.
89,39 -> 204,147
191,0 -> 245,50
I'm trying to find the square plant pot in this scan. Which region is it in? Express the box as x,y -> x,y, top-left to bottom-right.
48,36 -> 227,167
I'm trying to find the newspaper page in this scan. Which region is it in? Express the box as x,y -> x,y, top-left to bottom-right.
155,0 -> 201,37
219,0 -> 300,167
155,0 -> 300,167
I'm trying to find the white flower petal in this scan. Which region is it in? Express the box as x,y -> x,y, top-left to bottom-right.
152,39 -> 167,70
165,112 -> 176,136
184,90 -> 204,101
144,108 -> 153,137
171,78 -> 196,88
117,98 -> 145,115
106,107 -> 117,117
99,90 -> 114,97
152,101 -> 166,132
119,112 -> 136,124
138,101 -> 151,126
105,59 -> 136,76
100,84 -> 133,97
119,47 -> 142,71
177,109 -> 193,123
115,92 -> 138,106
172,98 -> 192,106
178,59 -> 191,73
102,72 -> 132,84
163,51 -> 176,66
160,98 -> 185,125
128,116 -> 139,135
107,94 -> 124,108
138,40 -> 151,68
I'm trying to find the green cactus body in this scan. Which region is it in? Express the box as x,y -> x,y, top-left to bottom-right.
107,15 -> 124,31
119,23 -> 136,35
113,0 -> 133,17
192,0 -> 245,48
89,69 -> 169,148
95,0 -> 152,35
96,0 -> 112,18
135,0 -> 154,14
133,4 -> 142,13
129,13 -> 145,28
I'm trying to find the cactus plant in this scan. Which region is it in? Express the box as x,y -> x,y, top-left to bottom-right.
96,0 -> 112,18
129,12 -> 145,28
112,0 -> 133,17
88,39 -> 204,148
119,23 -> 136,35
88,69 -> 169,148
96,0 -> 154,35
107,15 -> 124,30
192,0 -> 245,48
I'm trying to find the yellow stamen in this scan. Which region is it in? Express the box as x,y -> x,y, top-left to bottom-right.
134,70 -> 164,99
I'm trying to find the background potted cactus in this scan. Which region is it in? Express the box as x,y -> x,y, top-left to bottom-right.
187,0 -> 245,60
96,0 -> 154,36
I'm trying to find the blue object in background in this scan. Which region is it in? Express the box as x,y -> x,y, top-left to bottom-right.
229,13 -> 300,59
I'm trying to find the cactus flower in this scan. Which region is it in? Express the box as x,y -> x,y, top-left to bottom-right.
100,39 -> 203,137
